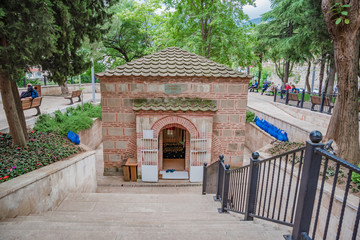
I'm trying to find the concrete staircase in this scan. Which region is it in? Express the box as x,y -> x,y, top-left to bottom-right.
0,188 -> 290,240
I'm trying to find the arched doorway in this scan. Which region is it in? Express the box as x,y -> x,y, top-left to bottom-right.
159,126 -> 190,180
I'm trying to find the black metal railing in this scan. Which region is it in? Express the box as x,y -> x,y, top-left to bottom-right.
226,165 -> 250,214
202,131 -> 360,240
202,161 -> 219,195
273,88 -> 338,115
251,147 -> 305,226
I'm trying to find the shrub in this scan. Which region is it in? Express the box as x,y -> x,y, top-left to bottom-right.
34,103 -> 101,135
0,131 -> 82,183
246,111 -> 255,123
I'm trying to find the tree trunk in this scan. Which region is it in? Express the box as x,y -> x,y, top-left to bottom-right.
305,61 -> 312,94
322,0 -> 360,165
326,58 -> 336,95
0,71 -> 28,148
60,80 -> 69,95
258,54 -> 263,82
11,81 -> 28,140
318,56 -> 326,95
284,60 -> 290,84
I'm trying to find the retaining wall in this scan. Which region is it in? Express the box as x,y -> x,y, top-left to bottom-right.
245,122 -> 275,153
0,149 -> 96,220
78,118 -> 103,149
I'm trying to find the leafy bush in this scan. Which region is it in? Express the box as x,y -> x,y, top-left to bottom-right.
0,131 -> 82,183
246,111 -> 255,123
351,164 -> 360,184
34,103 -> 101,135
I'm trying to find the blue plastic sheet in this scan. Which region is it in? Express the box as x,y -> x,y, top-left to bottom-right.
67,130 -> 80,145
254,117 -> 289,142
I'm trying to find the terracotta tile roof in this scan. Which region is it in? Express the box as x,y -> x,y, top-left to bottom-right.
133,98 -> 217,112
97,47 -> 251,78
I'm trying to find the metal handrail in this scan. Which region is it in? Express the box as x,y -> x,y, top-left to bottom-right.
315,148 -> 360,173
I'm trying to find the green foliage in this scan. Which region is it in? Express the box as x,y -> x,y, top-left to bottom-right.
16,78 -> 42,88
102,0 -> 160,63
351,164 -> 360,184
34,103 -> 101,136
330,2 -> 350,25
0,1 -> 57,81
158,0 -> 256,67
39,0 -> 112,86
0,131 -> 82,183
246,111 -> 255,123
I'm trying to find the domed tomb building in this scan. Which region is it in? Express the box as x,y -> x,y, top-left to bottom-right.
96,47 -> 251,182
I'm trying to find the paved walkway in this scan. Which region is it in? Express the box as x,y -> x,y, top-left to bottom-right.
0,93 -> 101,132
247,92 -> 328,133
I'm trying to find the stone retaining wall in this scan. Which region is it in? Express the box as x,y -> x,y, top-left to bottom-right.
245,122 -> 275,153
0,149 -> 96,220
78,118 -> 102,149
248,106 -> 310,142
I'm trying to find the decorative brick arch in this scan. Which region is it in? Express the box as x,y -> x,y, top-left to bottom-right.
152,116 -> 198,137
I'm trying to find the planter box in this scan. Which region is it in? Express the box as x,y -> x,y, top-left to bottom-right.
0,149 -> 96,220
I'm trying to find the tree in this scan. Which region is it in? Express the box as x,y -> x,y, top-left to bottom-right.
0,0 -> 110,147
322,0 -> 360,164
102,0 -> 160,64
41,0 -> 110,95
159,0 -> 256,67
0,1 -> 57,147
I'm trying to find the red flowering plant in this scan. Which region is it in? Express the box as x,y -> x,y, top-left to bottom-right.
0,131 -> 82,183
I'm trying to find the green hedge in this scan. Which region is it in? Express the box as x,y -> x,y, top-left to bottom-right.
34,103 -> 101,136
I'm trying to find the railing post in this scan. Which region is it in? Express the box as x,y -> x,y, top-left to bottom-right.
320,91 -> 326,113
300,89 -> 305,108
285,89 -> 289,104
274,88 -> 277,102
23,77 -> 26,88
244,152 -> 260,221
215,155 -> 224,201
219,164 -> 231,213
287,131 -> 325,240
202,162 -> 207,195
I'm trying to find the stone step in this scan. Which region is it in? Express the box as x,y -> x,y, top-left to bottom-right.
7,211 -> 244,224
64,192 -> 214,202
0,220 -> 281,232
0,228 -> 288,240
54,200 -> 220,213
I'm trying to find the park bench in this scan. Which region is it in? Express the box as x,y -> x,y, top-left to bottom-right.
64,90 -> 82,105
287,93 -> 301,107
311,95 -> 333,114
249,85 -> 259,92
21,97 -> 42,116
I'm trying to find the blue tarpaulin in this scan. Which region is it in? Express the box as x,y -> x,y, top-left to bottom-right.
254,117 -> 289,142
67,130 -> 80,145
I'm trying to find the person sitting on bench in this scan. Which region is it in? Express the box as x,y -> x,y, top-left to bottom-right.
249,80 -> 259,92
280,83 -> 291,99
20,83 -> 39,100
261,81 -> 269,95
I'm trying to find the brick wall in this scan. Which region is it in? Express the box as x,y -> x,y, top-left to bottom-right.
99,76 -> 250,175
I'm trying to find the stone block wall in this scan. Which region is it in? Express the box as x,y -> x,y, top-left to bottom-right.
99,76 -> 249,175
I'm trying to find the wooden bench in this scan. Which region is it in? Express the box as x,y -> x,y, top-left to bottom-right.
287,93 -> 301,107
64,90 -> 82,104
311,95 -> 333,113
123,158 -> 138,182
21,97 -> 42,116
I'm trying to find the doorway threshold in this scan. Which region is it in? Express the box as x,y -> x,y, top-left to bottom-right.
159,170 -> 189,180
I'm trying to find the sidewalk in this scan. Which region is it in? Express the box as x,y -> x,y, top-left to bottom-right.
247,92 -> 328,142
0,93 -> 101,132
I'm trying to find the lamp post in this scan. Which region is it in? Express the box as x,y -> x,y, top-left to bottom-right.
91,57 -> 95,102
